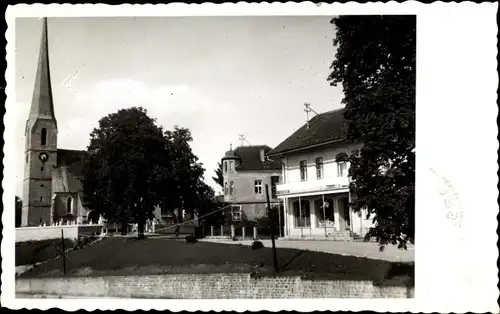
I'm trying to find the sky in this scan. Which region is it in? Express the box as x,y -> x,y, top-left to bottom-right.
15,16 -> 344,197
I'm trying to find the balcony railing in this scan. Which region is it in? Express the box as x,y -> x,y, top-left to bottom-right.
276,176 -> 349,196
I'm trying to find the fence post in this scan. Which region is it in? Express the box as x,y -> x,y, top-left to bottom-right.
242,227 -> 246,240
265,184 -> 279,273
231,225 -> 235,238
220,225 -> 224,237
211,226 -> 214,237
253,226 -> 257,240
61,229 -> 66,275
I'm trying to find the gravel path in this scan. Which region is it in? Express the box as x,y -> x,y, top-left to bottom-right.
199,238 -> 414,263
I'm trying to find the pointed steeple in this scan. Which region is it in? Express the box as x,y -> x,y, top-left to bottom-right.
29,17 -> 57,126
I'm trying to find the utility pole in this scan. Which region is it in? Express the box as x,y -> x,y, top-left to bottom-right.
265,184 -> 279,273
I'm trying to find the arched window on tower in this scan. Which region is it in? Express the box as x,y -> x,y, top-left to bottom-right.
41,128 -> 47,146
67,196 -> 73,214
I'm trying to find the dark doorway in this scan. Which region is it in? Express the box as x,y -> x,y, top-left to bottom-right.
340,196 -> 350,231
88,210 -> 100,224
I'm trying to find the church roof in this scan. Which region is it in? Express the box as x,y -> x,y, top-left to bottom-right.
28,17 -> 57,126
52,167 -> 83,193
53,149 -> 87,193
57,149 -> 86,174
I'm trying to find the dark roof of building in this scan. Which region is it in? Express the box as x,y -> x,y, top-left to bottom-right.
226,145 -> 281,171
267,108 -> 347,156
57,149 -> 87,177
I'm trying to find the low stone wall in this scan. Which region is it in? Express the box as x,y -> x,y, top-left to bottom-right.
16,225 -> 103,243
77,225 -> 104,237
16,273 -> 414,299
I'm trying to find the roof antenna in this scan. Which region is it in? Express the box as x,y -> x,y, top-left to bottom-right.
304,102 -> 312,129
239,134 -> 252,147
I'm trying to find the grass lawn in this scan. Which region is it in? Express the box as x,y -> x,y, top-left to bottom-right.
20,237 -> 414,286
16,236 -> 99,266
16,239 -> 77,266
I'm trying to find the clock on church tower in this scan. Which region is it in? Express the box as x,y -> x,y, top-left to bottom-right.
39,152 -> 49,163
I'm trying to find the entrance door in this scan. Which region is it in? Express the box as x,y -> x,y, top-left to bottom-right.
338,197 -> 350,231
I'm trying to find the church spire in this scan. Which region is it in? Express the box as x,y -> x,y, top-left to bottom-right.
29,17 -> 57,126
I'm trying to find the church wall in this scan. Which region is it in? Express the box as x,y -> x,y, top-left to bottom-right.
53,193 -> 91,223
21,181 -> 30,226
25,119 -> 57,152
23,120 -> 58,227
24,120 -> 58,181
53,193 -> 79,223
22,207 -> 50,227
22,179 -> 52,226
76,194 -> 91,218
53,195 -> 67,221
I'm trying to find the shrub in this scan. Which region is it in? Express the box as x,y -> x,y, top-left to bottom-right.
232,236 -> 238,241
185,235 -> 198,243
251,240 -> 264,250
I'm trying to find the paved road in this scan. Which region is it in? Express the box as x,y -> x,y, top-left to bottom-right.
199,238 -> 414,262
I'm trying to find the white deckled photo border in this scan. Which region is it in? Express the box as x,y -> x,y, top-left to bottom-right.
2,2 -> 499,312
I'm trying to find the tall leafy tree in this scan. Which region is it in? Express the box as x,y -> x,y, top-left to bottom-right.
328,15 -> 415,249
82,107 -> 171,237
163,126 -> 207,222
212,162 -> 224,188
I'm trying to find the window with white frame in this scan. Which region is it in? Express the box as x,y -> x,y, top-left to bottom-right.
230,205 -> 242,222
336,152 -> 349,177
300,160 -> 308,181
315,157 -> 324,179
254,179 -> 263,194
224,182 -> 229,195
271,176 -> 279,199
224,161 -> 228,173
314,198 -> 335,227
338,162 -> 348,177
281,162 -> 286,184
229,181 -> 235,195
293,199 -> 311,227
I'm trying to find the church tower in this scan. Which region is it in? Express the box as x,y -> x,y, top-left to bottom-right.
22,18 -> 58,226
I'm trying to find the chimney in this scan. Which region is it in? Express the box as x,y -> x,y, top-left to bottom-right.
260,148 -> 265,162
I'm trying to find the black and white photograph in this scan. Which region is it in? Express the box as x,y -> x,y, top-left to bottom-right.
2,2 -> 498,312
